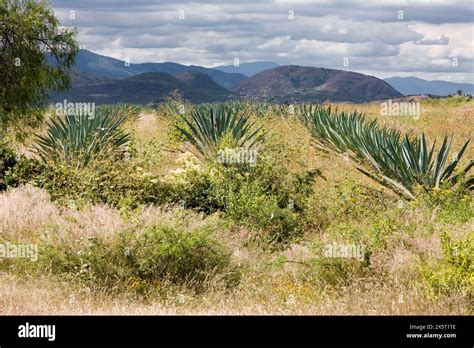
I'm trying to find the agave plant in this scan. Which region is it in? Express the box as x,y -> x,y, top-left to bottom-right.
33,108 -> 131,168
301,104 -> 472,199
175,103 -> 264,160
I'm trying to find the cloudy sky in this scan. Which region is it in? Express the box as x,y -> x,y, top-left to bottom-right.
52,0 -> 474,83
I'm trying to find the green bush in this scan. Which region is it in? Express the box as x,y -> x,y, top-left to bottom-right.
37,223 -> 239,293
5,157 -> 170,208
416,186 -> 473,225
132,224 -> 239,287
311,178 -> 392,225
0,145 -> 17,191
168,152 -> 319,244
213,168 -> 302,244
421,96 -> 473,107
419,232 -> 473,299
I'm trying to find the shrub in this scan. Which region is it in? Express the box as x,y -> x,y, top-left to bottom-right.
210,163 -> 309,244
37,223 -> 239,293
302,241 -> 371,287
222,180 -> 301,244
95,104 -> 141,123
5,157 -> 170,208
132,224 -> 239,287
168,151 -> 319,244
413,184 -> 473,225
309,178 -> 392,226
0,144 -> 17,191
419,232 -> 473,299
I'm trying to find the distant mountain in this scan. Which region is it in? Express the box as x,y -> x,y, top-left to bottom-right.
215,61 -> 280,76
50,71 -> 239,105
74,49 -> 247,89
384,76 -> 474,96
232,65 -> 403,103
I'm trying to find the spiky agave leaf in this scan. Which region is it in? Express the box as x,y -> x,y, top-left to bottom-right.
175,103 -> 265,160
301,104 -> 472,199
33,108 -> 131,168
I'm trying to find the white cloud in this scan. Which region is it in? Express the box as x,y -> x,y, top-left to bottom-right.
52,0 -> 474,83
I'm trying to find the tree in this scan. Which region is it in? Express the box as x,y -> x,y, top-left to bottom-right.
0,0 -> 79,140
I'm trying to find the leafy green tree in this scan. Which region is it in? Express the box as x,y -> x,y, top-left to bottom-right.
0,0 -> 79,140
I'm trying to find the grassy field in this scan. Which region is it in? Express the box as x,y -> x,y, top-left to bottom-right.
0,97 -> 472,315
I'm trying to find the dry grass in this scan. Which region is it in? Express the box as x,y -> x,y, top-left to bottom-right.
0,271 -> 469,315
0,185 -> 58,242
1,184 -> 471,315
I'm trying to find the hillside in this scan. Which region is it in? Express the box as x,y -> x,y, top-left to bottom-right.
384,76 -> 474,96
50,71 -> 238,104
233,65 -> 403,103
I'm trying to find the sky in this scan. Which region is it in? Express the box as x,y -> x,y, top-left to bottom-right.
52,0 -> 474,83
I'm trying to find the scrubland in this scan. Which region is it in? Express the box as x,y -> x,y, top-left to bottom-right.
0,97 -> 472,315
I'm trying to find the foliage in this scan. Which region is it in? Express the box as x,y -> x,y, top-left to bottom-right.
132,224 -> 239,288
36,223 -> 239,293
301,104 -> 472,200
421,95 -> 473,107
5,158 -> 170,208
420,232 -> 473,299
33,108 -> 131,168
168,150 -> 319,244
416,186 -> 474,225
0,142 -> 16,190
175,103 -> 264,160
0,0 -> 79,140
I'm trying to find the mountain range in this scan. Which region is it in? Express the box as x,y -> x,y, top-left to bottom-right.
73,49 -> 246,90
384,76 -> 474,96
51,50 -> 401,104
49,49 -> 472,105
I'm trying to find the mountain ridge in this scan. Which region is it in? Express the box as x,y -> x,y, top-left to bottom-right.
74,49 -> 247,89
384,76 -> 474,96
214,61 -> 280,76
